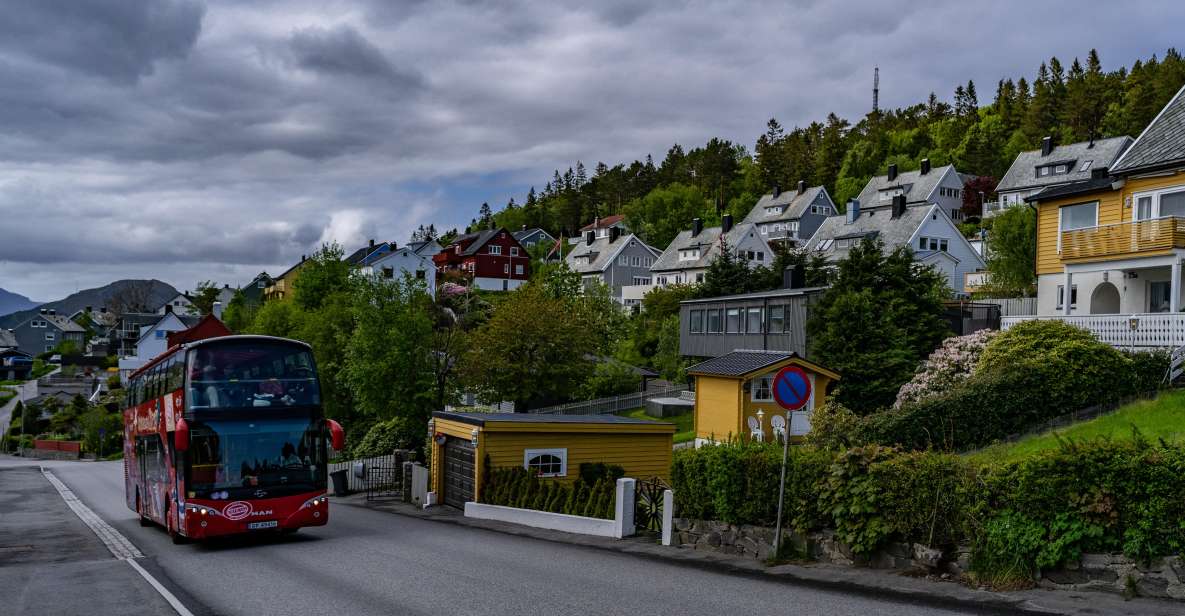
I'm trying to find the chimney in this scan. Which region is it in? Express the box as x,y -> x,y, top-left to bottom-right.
891,195 -> 907,219
846,199 -> 860,224
1041,136 -> 1052,157
783,263 -> 806,290
887,163 -> 898,181
301,254 -> 307,262
609,226 -> 621,243
213,301 -> 224,320
48,309 -> 55,316
164,304 -> 173,315
585,230 -> 595,245
40,308 -> 47,315
521,224 -> 527,231
920,158 -> 931,175
691,218 -> 704,237
797,180 -> 805,195
772,184 -> 781,198
721,214 -> 734,233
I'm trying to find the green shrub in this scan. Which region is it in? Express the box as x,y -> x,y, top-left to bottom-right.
1123,349 -> 1169,393
479,463 -> 619,520
352,416 -> 421,458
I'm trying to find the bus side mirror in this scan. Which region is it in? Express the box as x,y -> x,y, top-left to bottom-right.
175,418 -> 189,452
327,419 -> 345,451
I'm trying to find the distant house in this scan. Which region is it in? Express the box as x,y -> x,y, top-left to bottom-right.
650,215 -> 773,286
433,228 -> 531,291
0,347 -> 33,381
165,313 -> 232,348
565,227 -> 660,305
361,246 -> 437,298
988,135 -> 1133,217
679,286 -> 825,359
239,272 -> 273,305
0,328 -> 16,350
803,194 -> 985,296
570,214 -> 629,244
109,312 -> 161,358
216,284 -> 236,309
742,181 -> 838,246
11,309 -> 86,355
264,255 -> 310,301
156,292 -> 195,316
117,311 -> 201,381
512,227 -> 556,251
854,160 -> 970,222
407,239 -> 444,259
345,239 -> 395,267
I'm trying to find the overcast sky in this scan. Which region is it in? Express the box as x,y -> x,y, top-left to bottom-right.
2,0 -> 1184,301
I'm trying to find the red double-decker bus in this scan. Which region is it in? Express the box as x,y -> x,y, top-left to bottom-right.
123,335 -> 344,543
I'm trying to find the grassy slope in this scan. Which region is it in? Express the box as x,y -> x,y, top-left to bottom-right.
616,407 -> 694,444
968,390 -> 1185,465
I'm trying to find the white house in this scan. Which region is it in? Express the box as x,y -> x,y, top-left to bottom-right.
118,312 -> 198,382
987,135 -> 1132,217
360,246 -> 437,298
156,292 -> 194,316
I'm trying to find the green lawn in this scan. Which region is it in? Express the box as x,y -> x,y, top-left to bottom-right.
616,407 -> 694,444
968,390 -> 1185,465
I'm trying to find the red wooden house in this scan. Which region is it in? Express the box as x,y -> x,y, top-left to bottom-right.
433,228 -> 531,291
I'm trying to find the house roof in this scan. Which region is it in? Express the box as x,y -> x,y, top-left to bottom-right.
679,286 -> 827,305
1111,84 -> 1185,175
803,203 -> 934,258
432,410 -> 674,430
166,314 -> 232,348
346,241 -> 395,266
651,223 -> 765,273
1025,176 -> 1118,203
742,186 -> 829,226
996,136 -> 1132,193
369,246 -> 433,268
513,228 -> 553,242
566,233 -> 657,274
273,258 -> 308,281
687,351 -> 841,380
449,229 -> 515,256
43,314 -> 85,333
854,164 -> 956,207
0,329 -> 17,348
579,214 -> 626,232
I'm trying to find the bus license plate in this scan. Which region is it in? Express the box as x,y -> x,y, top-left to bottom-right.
247,520 -> 278,530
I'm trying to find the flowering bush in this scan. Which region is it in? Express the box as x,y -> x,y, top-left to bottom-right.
893,329 -> 997,409
439,282 -> 469,297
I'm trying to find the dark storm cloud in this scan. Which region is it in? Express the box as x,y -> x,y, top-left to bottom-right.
2,0 -> 1184,301
0,0 -> 204,84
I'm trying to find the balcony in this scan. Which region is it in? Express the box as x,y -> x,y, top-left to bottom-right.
1061,217 -> 1185,261
1002,313 -> 1185,349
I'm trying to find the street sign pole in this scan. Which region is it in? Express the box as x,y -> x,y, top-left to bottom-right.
769,365 -> 812,560
772,408 -> 790,559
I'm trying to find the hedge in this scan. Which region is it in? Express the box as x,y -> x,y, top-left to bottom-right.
479,461 -> 624,520
670,439 -> 1185,582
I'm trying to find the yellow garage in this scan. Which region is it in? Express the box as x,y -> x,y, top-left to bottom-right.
688,351 -> 839,446
428,412 -> 675,510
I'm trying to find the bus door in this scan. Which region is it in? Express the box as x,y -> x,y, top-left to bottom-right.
135,435 -> 167,523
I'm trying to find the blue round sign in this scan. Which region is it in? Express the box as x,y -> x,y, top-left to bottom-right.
772,365 -> 812,411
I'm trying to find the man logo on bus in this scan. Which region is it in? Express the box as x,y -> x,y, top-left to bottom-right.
224,501 -> 252,520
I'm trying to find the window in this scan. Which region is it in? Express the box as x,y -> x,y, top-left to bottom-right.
489,245 -> 502,255
918,237 -> 949,252
1038,166 -> 1051,177
510,247 -> 519,256
706,309 -> 722,333
524,449 -> 566,477
818,239 -> 834,251
689,310 -> 704,333
257,281 -> 267,288
45,333 -> 55,341
756,251 -> 765,262
515,264 -> 524,275
1054,164 -> 1067,174
695,273 -> 705,283
879,187 -> 903,201
1080,160 -> 1093,172
679,249 -> 700,261
1055,284 -> 1078,310
761,225 -> 768,235
768,305 -> 786,333
746,307 -> 762,333
503,264 -> 510,274
752,375 -> 773,401
382,267 -> 395,279
155,330 -> 166,339
632,276 -> 650,285
619,256 -> 629,266
1133,188 -> 1185,220
416,269 -> 426,279
1058,201 -> 1099,251
725,308 -> 742,333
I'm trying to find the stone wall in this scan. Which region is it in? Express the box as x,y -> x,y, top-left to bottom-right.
672,518 -> 1184,601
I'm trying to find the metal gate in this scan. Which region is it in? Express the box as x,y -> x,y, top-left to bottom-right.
442,437 -> 475,509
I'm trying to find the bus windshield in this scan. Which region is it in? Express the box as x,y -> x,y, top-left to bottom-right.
188,340 -> 320,410
187,416 -> 326,497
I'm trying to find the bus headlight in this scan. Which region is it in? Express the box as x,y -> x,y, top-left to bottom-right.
302,495 -> 328,509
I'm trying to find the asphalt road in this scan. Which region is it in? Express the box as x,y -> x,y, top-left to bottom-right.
3,458 -> 987,616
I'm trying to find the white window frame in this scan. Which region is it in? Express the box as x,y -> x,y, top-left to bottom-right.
489,245 -> 502,255
510,247 -> 519,256
1055,284 -> 1078,310
503,264 -> 510,274
524,448 -> 567,477
1133,186 -> 1185,221
515,264 -> 524,275
752,375 -> 774,402
45,333 -> 55,341
1057,201 -> 1099,252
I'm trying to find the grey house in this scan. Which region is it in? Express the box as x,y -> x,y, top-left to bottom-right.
650,215 -> 774,286
988,135 -> 1133,217
12,309 -> 85,355
513,228 -> 556,250
566,228 -> 660,305
743,181 -> 837,246
679,287 -> 825,358
855,160 -> 969,222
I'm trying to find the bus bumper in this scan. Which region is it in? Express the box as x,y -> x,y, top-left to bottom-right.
180,494 -> 329,540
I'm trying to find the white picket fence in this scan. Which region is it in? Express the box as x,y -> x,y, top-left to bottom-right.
1001,313 -> 1185,349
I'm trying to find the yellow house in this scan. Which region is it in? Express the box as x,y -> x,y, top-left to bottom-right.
428,412 -> 675,510
1027,84 -> 1185,329
687,350 -> 839,446
263,256 -> 309,301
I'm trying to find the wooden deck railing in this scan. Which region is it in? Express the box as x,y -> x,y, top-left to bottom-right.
1002,313 -> 1185,349
1061,217 -> 1185,261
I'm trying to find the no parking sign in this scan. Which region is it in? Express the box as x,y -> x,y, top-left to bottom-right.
772,365 -> 812,411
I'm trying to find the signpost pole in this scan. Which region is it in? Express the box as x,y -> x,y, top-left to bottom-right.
772,409 -> 790,559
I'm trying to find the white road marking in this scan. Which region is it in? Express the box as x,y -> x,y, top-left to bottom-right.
41,467 -> 195,616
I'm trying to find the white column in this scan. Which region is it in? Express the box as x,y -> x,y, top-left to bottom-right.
1063,270 -> 1073,315
1172,259 -> 1182,314
661,489 -> 675,546
613,478 -> 636,539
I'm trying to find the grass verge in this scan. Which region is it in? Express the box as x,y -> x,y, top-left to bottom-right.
615,407 -> 694,444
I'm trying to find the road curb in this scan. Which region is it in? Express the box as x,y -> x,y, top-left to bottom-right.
340,497 -> 1115,616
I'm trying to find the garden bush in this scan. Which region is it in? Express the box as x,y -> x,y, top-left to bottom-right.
352,416 -> 421,458
479,463 -> 618,520
894,329 -> 996,409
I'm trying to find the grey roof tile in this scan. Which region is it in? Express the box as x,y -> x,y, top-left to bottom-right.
651,223 -> 764,273
1112,85 -> 1185,174
855,165 -> 956,207
565,233 -> 656,274
742,186 -> 829,225
802,204 -> 933,259
687,350 -> 795,377
1025,176 -> 1117,202
996,136 -> 1132,192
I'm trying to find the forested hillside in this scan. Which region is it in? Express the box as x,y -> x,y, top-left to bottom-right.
454,49 -> 1185,248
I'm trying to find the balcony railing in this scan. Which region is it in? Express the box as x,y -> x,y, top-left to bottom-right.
1060,216 -> 1185,261
1002,313 -> 1185,349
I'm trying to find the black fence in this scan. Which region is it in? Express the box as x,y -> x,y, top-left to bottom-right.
942,301 -> 1002,336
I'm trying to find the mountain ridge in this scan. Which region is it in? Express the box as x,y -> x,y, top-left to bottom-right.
0,279 -> 179,329
0,288 -> 40,317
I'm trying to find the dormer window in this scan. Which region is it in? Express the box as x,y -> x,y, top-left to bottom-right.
678,249 -> 700,261
879,187 -> 904,201
1037,163 -> 1072,177
764,206 -> 782,215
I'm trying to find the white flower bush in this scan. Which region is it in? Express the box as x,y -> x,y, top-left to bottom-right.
893,329 -> 998,409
